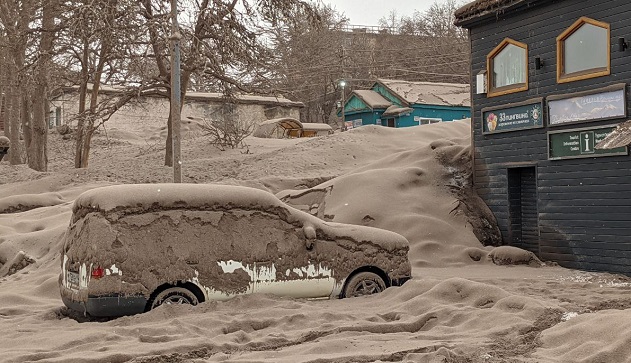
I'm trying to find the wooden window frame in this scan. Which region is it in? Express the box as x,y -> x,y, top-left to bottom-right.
487,38 -> 529,98
557,17 -> 611,84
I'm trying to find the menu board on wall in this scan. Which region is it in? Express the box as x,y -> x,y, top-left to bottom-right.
548,86 -> 626,126
548,125 -> 629,160
481,99 -> 544,134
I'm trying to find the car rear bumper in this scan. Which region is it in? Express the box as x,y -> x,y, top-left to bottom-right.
61,291 -> 147,317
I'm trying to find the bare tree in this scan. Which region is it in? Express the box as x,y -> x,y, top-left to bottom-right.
271,4 -> 348,125
378,10 -> 400,30
271,0 -> 470,129
141,0 -> 318,165
27,0 -> 58,171
59,0 -> 149,168
199,103 -> 255,150
0,0 -> 36,166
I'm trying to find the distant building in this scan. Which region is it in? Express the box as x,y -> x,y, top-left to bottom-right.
339,79 -> 470,129
456,0 -> 631,274
50,85 -> 304,133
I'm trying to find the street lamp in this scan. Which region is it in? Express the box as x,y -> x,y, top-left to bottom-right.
339,79 -> 347,131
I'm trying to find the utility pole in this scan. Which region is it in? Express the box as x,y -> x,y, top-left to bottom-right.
339,44 -> 347,131
340,80 -> 347,131
170,0 -> 182,183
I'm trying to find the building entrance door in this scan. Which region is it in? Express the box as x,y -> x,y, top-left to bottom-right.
507,166 -> 539,256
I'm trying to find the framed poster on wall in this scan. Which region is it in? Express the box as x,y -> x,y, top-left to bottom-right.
548,84 -> 627,127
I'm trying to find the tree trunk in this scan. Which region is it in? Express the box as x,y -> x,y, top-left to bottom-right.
6,73 -> 21,165
75,40 -> 89,168
80,127 -> 94,168
164,110 -> 173,166
21,92 -> 31,159
7,40 -> 25,165
28,0 -> 55,171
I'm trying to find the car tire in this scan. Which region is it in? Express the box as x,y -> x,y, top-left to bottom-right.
149,287 -> 199,310
342,271 -> 386,298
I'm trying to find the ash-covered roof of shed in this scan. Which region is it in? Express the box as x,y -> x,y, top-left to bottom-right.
301,122 -> 333,131
454,0 -> 535,25
378,79 -> 470,107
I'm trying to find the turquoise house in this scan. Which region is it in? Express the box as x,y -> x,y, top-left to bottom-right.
340,79 -> 471,129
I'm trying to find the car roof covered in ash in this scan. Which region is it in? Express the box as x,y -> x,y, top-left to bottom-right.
74,183 -> 287,213
72,183 -> 410,251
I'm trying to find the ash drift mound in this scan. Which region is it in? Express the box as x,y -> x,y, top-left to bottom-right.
277,121 -> 509,268
4,119 -> 615,363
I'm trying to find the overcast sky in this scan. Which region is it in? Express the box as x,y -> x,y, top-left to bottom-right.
324,0 -> 452,26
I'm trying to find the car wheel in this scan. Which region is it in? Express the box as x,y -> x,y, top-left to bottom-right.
343,271 -> 386,298
149,287 -> 199,310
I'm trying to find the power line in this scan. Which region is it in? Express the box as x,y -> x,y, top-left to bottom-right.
389,68 -> 468,78
278,51 -> 470,76
279,56 -> 469,78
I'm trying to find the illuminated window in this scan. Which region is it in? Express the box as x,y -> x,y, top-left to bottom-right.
557,17 -> 610,83
487,38 -> 528,97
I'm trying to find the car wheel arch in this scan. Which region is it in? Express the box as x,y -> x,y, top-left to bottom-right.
145,281 -> 206,312
339,266 -> 390,298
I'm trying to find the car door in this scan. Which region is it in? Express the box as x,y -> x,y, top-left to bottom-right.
249,213 -> 336,298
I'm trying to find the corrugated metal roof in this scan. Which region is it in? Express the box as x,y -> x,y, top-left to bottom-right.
378,79 -> 471,107
353,90 -> 392,109
595,120 -> 631,149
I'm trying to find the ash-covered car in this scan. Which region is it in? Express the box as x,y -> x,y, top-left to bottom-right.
59,184 -> 411,317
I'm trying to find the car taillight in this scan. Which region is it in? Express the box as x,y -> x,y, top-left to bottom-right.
91,266 -> 104,279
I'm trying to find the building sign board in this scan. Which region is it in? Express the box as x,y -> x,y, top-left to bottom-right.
482,99 -> 544,134
548,87 -> 626,126
548,125 -> 629,160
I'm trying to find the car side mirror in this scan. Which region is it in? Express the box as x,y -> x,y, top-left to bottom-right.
303,225 -> 316,250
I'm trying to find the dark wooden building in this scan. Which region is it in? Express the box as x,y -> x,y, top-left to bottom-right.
455,0 -> 631,274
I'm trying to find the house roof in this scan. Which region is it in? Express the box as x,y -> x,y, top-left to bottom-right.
454,0 -> 553,27
352,90 -> 392,109
53,85 -> 304,108
377,79 -> 471,107
595,120 -> 631,149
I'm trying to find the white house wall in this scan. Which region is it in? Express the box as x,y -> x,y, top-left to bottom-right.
50,94 -> 301,137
